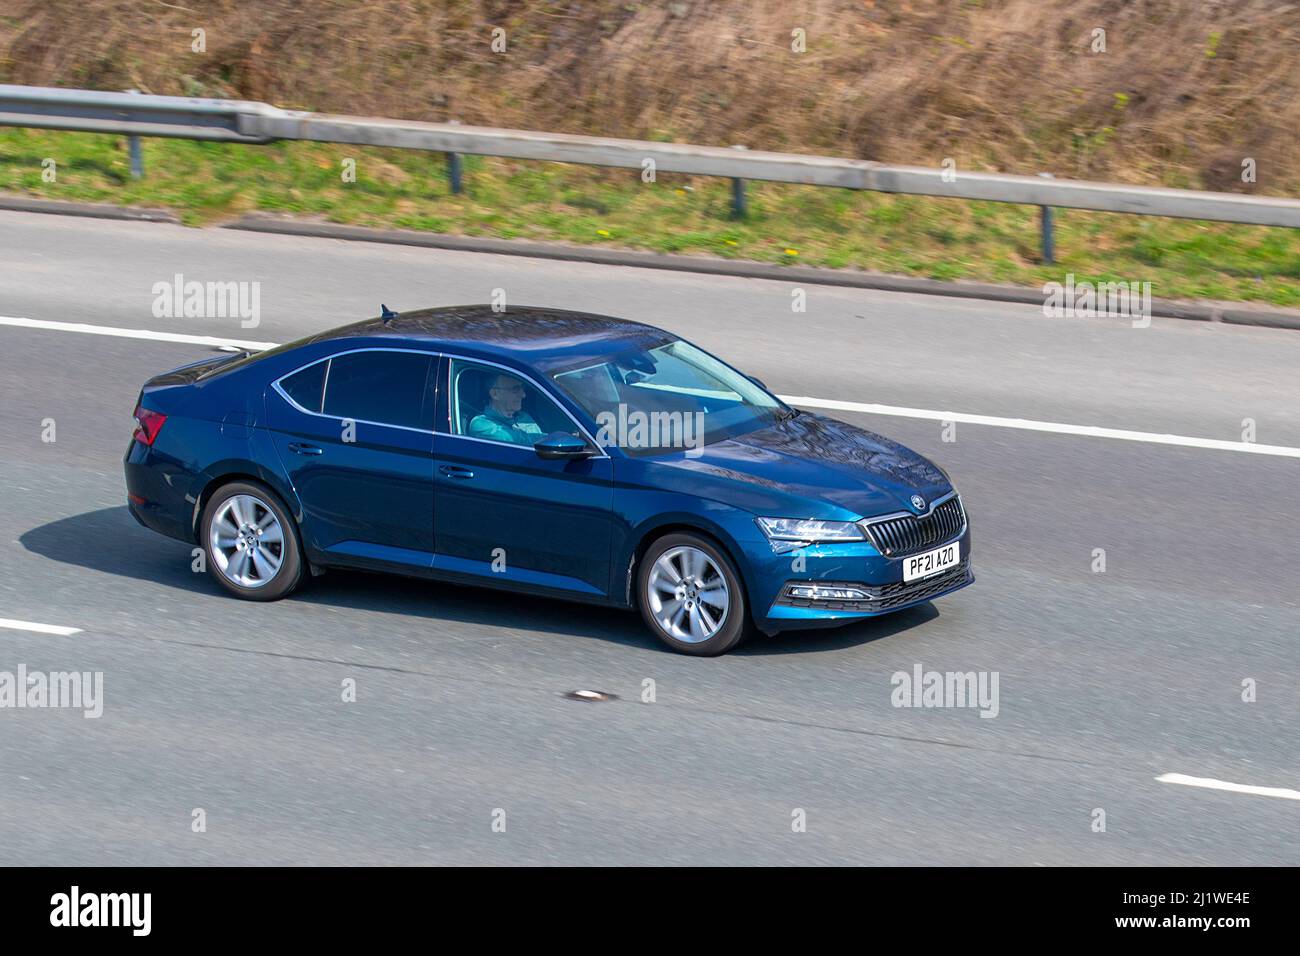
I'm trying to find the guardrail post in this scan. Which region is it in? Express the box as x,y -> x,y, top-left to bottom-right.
1038,172 -> 1055,264
730,144 -> 748,219
446,119 -> 464,195
125,89 -> 143,179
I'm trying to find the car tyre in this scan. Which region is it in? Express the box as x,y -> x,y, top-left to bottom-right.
638,532 -> 751,656
200,481 -> 304,601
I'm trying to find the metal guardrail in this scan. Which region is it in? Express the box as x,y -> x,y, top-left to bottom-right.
2,84 -> 1298,234
0,85 -> 278,143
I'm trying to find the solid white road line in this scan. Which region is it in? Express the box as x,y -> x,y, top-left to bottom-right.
779,395 -> 1300,459
0,618 -> 83,637
4,314 -> 1299,459
1156,773 -> 1300,801
0,315 -> 277,351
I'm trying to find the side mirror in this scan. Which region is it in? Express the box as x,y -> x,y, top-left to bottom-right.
747,374 -> 768,390
534,431 -> 593,460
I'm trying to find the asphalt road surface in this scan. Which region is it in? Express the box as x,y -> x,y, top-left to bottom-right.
0,209 -> 1296,865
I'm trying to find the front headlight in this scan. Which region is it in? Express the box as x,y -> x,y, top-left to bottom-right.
755,517 -> 865,543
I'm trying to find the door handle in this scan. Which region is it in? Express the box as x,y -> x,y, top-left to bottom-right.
289,442 -> 324,456
439,464 -> 474,479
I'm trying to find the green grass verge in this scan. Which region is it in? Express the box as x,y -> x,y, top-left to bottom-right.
2,129 -> 1297,306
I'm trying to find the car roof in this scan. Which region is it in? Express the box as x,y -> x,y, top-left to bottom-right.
303,304 -> 675,373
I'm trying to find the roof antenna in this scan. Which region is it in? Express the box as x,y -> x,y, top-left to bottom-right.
380,304 -> 398,323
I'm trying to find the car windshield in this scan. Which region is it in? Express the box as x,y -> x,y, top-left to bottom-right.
550,339 -> 786,456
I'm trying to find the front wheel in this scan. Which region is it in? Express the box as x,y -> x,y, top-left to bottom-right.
637,533 -> 751,655
200,481 -> 304,601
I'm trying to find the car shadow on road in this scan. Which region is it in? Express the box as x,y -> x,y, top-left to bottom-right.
23,506 -> 935,656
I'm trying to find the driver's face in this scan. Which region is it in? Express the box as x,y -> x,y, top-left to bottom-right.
489,375 -> 525,416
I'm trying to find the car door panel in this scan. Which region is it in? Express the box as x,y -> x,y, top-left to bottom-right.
265,350 -> 437,569
269,419 -> 434,565
432,435 -> 614,595
431,355 -> 615,597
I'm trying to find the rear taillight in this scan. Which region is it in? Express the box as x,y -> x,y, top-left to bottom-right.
132,405 -> 167,446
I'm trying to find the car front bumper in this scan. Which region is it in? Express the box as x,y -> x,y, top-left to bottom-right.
750,527 -> 973,632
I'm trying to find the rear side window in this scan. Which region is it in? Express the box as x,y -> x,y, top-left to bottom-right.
279,361 -> 327,413
321,351 -> 433,430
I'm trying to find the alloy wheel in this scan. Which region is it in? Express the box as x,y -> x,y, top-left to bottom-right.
209,493 -> 285,588
646,545 -> 730,643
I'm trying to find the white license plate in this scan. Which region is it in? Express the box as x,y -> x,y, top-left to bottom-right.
902,541 -> 960,582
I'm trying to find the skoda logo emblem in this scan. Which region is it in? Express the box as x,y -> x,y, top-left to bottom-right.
910,494 -> 926,512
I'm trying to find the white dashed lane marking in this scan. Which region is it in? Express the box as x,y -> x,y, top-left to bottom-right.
0,618 -> 84,637
0,315 -> 276,351
784,396 -> 1300,459
1156,773 -> 1300,801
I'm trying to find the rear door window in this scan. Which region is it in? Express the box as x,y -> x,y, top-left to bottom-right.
320,351 -> 434,430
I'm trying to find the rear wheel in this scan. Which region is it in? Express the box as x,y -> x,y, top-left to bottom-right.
637,533 -> 750,656
200,481 -> 303,601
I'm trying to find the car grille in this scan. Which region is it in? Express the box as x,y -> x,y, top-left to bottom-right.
777,559 -> 971,612
859,495 -> 966,558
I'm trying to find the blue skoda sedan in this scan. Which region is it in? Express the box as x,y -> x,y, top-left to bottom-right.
125,306 -> 972,655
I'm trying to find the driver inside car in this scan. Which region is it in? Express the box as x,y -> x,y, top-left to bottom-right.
469,372 -> 545,446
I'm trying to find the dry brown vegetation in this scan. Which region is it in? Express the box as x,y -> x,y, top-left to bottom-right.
1,0 -> 1296,190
